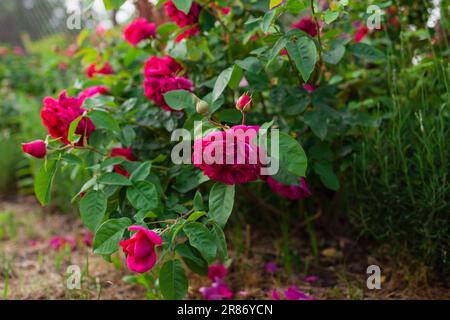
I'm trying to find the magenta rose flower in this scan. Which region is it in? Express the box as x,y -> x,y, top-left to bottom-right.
41,90 -> 95,145
22,140 -> 47,159
86,62 -> 114,78
111,147 -> 137,177
119,226 -> 162,273
235,93 -> 252,112
266,176 -> 312,200
123,18 -> 156,46
208,264 -> 228,281
78,85 -> 109,101
292,16 -> 318,37
193,125 -> 265,185
165,0 -> 201,41
143,56 -> 193,111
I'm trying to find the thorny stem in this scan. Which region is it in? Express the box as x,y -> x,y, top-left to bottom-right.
310,0 -> 323,58
207,117 -> 229,130
286,51 -> 304,86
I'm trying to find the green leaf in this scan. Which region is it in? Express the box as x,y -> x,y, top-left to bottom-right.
323,45 -> 345,65
228,65 -> 243,90
98,172 -> 132,186
212,67 -> 233,102
157,22 -> 179,37
67,115 -> 83,144
159,259 -> 188,300
349,43 -> 386,62
277,132 -> 308,177
313,162 -> 340,191
103,0 -> 126,10
187,211 -> 207,222
183,222 -> 217,264
163,90 -> 196,112
304,109 -> 328,140
130,161 -> 152,182
80,190 -> 107,232
34,160 -> 58,206
193,191 -> 204,211
93,217 -> 131,255
172,0 -> 192,14
89,110 -> 120,133
211,223 -> 228,261
324,10 -> 339,24
270,0 -> 285,10
209,183 -> 235,228
127,181 -> 158,210
262,10 -> 276,33
286,37 -> 317,82
176,244 -> 208,276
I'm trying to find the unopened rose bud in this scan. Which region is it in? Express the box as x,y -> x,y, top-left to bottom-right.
236,93 -> 252,112
22,140 -> 47,159
196,100 -> 209,116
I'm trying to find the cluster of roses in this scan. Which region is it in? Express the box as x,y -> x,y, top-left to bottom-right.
21,1 -> 312,279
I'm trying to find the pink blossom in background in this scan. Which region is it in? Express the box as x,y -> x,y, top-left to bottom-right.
165,0 -> 201,41
0,47 -> 9,56
303,84 -> 316,92
193,125 -> 265,185
81,230 -> 93,247
208,264 -> 228,281
266,177 -> 312,200
271,289 -> 281,300
13,46 -> 25,56
123,18 -> 156,46
96,25 -> 107,36
354,25 -> 369,43
78,85 -> 109,101
86,62 -> 114,78
111,147 -> 137,177
49,235 -> 77,251
292,17 -> 318,37
200,280 -> 233,300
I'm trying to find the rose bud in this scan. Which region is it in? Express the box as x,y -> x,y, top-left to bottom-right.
196,100 -> 209,116
236,93 -> 252,112
22,140 -> 47,159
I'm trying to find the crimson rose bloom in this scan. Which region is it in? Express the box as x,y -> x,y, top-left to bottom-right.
123,18 -> 156,46
111,148 -> 137,177
86,62 -> 114,78
120,226 -> 162,273
266,176 -> 312,200
193,125 -> 264,185
354,25 -> 369,43
41,91 -> 95,145
292,17 -> 318,37
165,0 -> 201,41
143,56 -> 193,111
22,140 -> 47,159
78,85 -> 109,101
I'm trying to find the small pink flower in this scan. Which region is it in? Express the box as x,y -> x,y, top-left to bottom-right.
22,140 -> 47,159
265,261 -> 278,274
13,46 -> 25,56
238,290 -> 248,298
200,280 -> 233,300
119,226 -> 162,273
208,264 -> 228,281
96,25 -> 106,36
81,230 -> 93,247
284,285 -> 314,300
271,289 -> 281,300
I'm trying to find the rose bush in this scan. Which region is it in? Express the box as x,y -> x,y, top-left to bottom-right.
23,0 -> 391,298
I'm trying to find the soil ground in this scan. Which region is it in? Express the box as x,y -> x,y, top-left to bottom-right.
0,197 -> 448,300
